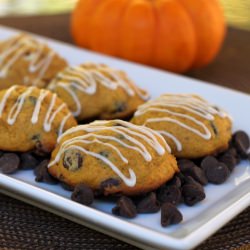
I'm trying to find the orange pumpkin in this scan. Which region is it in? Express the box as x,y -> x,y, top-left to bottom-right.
71,0 -> 226,73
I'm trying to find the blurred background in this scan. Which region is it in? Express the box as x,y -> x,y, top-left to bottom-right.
0,0 -> 249,31
0,0 -> 249,93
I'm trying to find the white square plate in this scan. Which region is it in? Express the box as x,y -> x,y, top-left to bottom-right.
0,26 -> 249,250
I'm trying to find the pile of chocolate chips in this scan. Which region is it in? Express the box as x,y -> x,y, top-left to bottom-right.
1,131 -> 249,228
0,150 -> 57,184
70,130 -> 250,227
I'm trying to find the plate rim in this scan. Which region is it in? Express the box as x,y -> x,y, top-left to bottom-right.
0,173 -> 249,250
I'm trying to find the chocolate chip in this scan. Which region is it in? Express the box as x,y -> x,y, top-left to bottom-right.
205,162 -> 230,184
19,152 -> 39,170
33,141 -> 50,157
161,203 -> 183,227
63,149 -> 83,172
137,192 -> 160,214
100,178 -> 120,192
233,131 -> 250,158
185,166 -> 208,186
168,175 -> 182,188
31,134 -> 40,141
157,185 -> 181,205
176,172 -> 186,185
99,151 -> 109,158
227,147 -> 238,157
113,102 -> 127,113
71,184 -> 94,206
210,121 -> 218,135
182,184 -> 206,206
178,159 -> 196,172
224,147 -> 241,164
112,206 -> 120,215
112,196 -> 137,218
34,160 -> 58,184
61,182 -> 74,191
179,159 -> 207,185
184,176 -> 204,192
219,152 -> 237,172
0,153 -> 20,174
28,96 -> 37,105
117,134 -> 125,140
200,156 -> 218,172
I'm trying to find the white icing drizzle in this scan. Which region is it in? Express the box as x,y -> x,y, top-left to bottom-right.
8,87 -> 35,125
0,85 -> 18,117
134,94 -> 230,152
49,120 -> 169,187
31,89 -> 49,124
157,130 -> 182,152
0,86 -> 72,136
48,63 -> 149,117
58,113 -> 72,137
0,34 -> 55,85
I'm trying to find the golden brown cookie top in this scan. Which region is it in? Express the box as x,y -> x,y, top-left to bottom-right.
48,63 -> 149,118
0,33 -> 67,88
49,120 -> 172,187
132,94 -> 231,154
0,85 -> 76,137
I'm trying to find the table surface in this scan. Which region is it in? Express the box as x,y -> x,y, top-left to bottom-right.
0,14 -> 249,250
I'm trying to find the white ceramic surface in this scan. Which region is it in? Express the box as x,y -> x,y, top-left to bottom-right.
0,26 -> 249,250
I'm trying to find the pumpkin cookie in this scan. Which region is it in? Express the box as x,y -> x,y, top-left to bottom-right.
48,120 -> 178,195
0,85 -> 77,153
131,94 -> 232,159
0,33 -> 67,89
47,63 -> 149,121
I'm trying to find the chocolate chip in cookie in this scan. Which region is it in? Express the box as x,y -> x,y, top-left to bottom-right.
100,178 -> 120,192
99,151 -> 109,158
113,101 -> 127,113
28,96 -> 37,105
63,149 -> 83,172
210,121 -> 218,136
33,140 -> 50,157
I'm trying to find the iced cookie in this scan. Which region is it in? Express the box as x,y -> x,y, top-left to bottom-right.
0,85 -> 77,153
131,94 -> 232,158
48,120 -> 178,195
48,63 -> 149,121
0,33 -> 67,89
